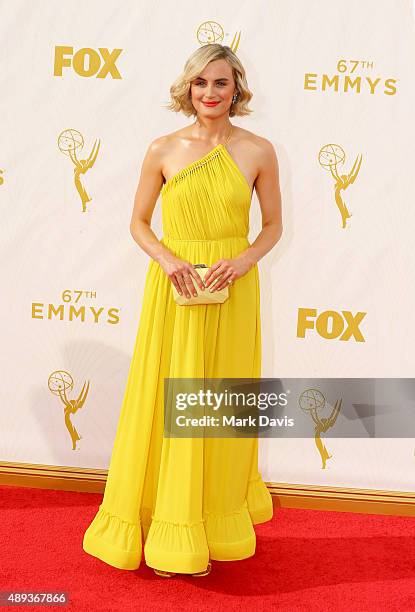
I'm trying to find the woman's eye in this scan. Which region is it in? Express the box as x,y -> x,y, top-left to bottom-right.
195,82 -> 226,86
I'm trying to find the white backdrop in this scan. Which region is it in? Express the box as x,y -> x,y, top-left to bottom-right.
1,0 -> 414,493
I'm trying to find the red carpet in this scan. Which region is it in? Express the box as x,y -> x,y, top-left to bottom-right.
1,484 -> 415,611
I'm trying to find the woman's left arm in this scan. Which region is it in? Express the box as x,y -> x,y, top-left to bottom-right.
237,138 -> 283,268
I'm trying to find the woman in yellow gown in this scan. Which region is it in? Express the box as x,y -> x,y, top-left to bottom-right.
83,43 -> 282,576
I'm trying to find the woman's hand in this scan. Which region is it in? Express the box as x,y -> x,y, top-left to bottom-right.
204,254 -> 256,292
157,253 -> 205,299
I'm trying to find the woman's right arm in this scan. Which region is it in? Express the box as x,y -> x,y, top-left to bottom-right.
129,139 -> 204,298
130,138 -> 170,262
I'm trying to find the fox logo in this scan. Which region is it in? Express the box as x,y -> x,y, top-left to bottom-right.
54,46 -> 122,79
297,308 -> 366,342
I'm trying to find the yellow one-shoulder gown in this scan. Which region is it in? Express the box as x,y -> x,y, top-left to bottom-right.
82,142 -> 274,573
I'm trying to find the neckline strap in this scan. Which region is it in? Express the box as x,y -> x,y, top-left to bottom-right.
161,145 -> 223,192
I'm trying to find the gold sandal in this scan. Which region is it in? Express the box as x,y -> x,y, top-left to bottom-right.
191,561 -> 212,577
153,560 -> 212,578
153,568 -> 177,578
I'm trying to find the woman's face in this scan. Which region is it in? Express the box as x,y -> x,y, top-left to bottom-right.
190,59 -> 236,117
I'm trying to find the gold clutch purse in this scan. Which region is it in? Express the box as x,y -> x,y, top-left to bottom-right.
172,263 -> 230,305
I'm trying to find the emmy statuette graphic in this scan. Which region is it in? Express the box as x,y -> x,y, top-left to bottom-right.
319,143 -> 362,228
197,20 -> 241,52
48,370 -> 90,450
58,128 -> 101,213
299,388 -> 342,469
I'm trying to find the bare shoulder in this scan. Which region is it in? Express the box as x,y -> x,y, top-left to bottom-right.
145,128 -> 191,168
232,127 -> 278,188
234,127 -> 277,163
149,128 -> 189,153
145,132 -> 174,160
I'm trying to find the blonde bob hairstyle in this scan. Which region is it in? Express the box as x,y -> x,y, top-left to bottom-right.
164,44 -> 253,118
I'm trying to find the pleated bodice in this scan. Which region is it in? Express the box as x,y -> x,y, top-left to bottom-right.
160,144 -> 252,243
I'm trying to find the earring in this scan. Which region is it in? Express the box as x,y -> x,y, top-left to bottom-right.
232,93 -> 238,103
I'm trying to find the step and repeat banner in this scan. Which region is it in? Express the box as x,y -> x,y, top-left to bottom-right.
1,0 -> 414,493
